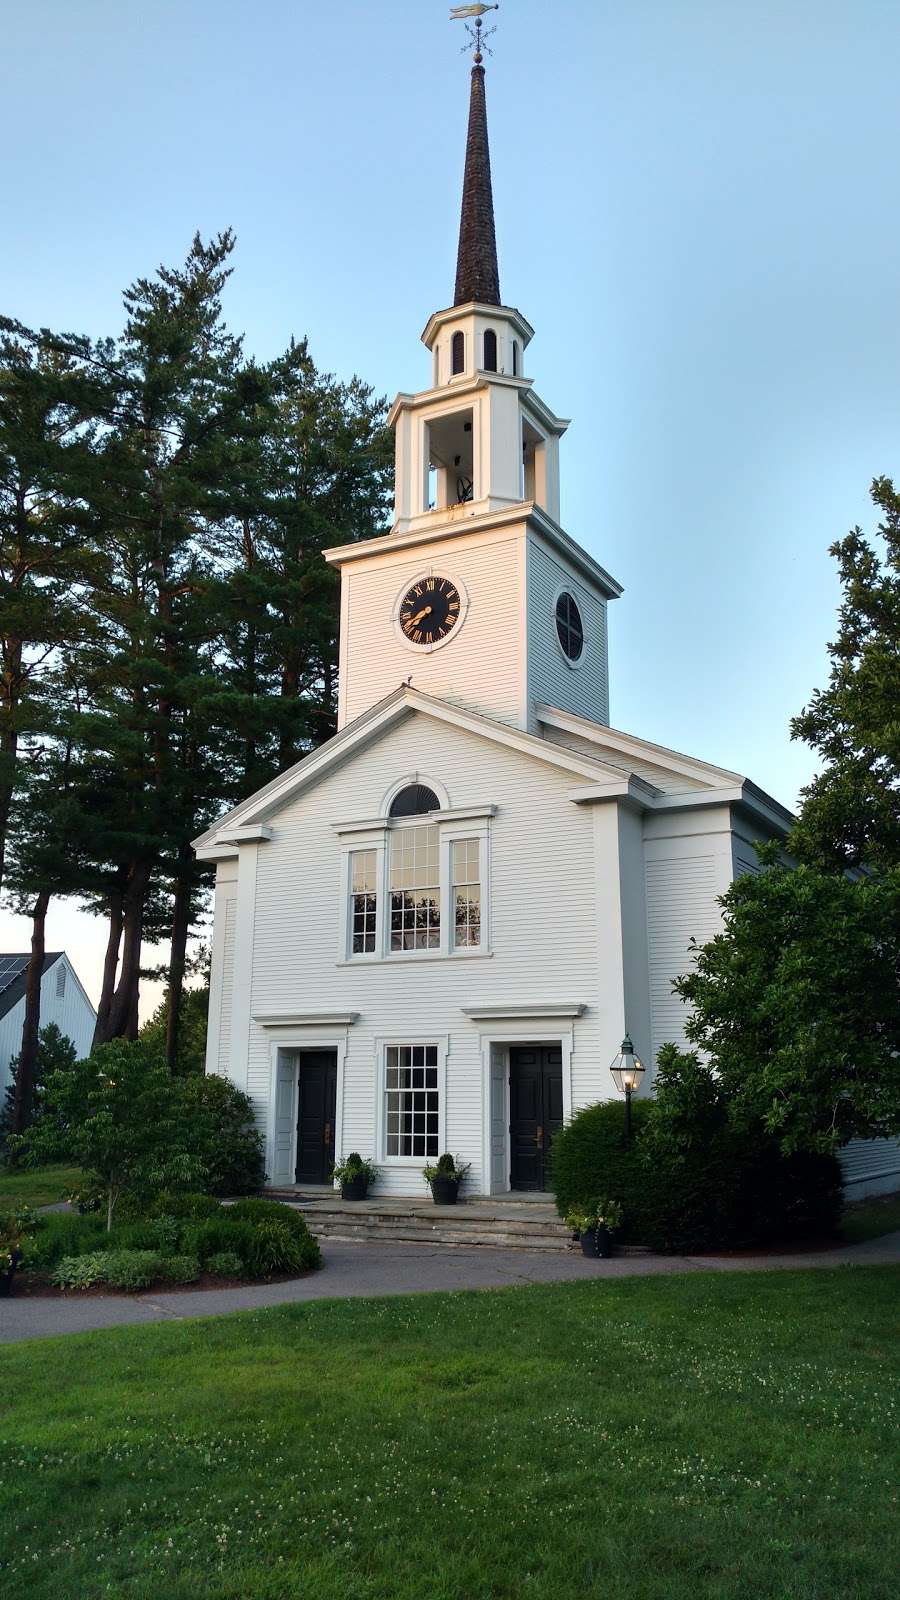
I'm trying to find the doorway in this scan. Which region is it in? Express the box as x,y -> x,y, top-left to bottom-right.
509,1044 -> 563,1190
295,1050 -> 338,1184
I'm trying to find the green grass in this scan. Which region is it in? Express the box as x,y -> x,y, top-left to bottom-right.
841,1192 -> 900,1243
1,1269 -> 898,1599
0,1164 -> 83,1210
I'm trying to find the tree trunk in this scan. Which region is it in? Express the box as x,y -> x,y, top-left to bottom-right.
165,847 -> 193,1073
103,861 -> 152,1041
11,888 -> 51,1135
92,878 -> 125,1048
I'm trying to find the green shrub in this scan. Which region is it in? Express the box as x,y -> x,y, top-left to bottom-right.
227,1198 -> 309,1235
145,1191 -> 225,1222
157,1254 -> 201,1284
107,1217 -> 182,1254
242,1221 -> 319,1276
176,1075 -> 265,1196
207,1251 -> 244,1278
100,1250 -> 163,1290
638,1047 -> 843,1252
23,1212 -> 106,1269
51,1252 -> 110,1290
550,1099 -> 653,1241
182,1219 -> 258,1265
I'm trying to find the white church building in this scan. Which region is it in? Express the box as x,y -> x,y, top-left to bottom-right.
195,54 -> 805,1198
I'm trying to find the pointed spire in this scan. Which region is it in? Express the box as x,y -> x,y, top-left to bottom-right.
454,61 -> 501,307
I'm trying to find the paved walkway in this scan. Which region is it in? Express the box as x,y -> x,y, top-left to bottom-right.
2,1230 -> 898,1346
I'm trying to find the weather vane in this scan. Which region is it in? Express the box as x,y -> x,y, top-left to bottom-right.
450,4 -> 499,64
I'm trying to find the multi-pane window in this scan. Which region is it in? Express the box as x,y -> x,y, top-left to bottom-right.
390,825 -> 440,950
451,838 -> 481,948
555,591 -> 584,661
385,1043 -> 439,1158
350,849 -> 377,954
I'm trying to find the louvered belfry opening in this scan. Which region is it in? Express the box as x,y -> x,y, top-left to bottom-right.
454,62 -> 501,307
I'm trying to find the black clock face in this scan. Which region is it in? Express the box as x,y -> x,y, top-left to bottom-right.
398,576 -> 461,646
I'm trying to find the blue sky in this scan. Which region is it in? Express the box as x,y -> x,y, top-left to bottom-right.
2,0 -> 898,1002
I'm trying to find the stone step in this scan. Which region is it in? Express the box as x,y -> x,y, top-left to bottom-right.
308,1221 -> 573,1251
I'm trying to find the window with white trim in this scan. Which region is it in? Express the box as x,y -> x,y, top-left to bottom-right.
451,838 -> 481,949
385,1043 -> 439,1158
350,849 -> 377,954
390,825 -> 440,951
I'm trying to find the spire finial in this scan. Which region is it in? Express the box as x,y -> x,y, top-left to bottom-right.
451,5 -> 501,307
450,4 -> 499,65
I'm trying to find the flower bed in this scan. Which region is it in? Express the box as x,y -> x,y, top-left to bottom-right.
15,1194 -> 321,1295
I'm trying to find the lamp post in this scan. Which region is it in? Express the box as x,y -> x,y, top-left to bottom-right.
610,1034 -> 645,1145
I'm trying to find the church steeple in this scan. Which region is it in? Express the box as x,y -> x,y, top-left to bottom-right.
454,59 -> 501,306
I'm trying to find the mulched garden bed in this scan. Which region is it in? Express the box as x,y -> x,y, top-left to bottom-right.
10,1269 -> 310,1298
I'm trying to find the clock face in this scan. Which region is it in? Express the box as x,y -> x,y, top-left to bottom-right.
398,576 -> 461,646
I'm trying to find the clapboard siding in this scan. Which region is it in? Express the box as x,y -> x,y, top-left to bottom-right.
839,1137 -> 900,1197
341,529 -> 524,729
645,855 -> 719,1058
526,535 -> 609,729
245,712 -> 603,1193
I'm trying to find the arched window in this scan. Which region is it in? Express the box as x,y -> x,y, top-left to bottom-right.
451,331 -> 465,375
483,329 -> 497,372
512,340 -> 519,377
389,784 -> 440,818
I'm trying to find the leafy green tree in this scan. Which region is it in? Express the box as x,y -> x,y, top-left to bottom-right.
790,476 -> 900,873
139,984 -> 209,1077
0,1022 -> 77,1150
674,855 -> 900,1152
13,1038 -> 202,1229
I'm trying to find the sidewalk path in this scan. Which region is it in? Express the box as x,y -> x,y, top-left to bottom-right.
2,1231 -> 898,1346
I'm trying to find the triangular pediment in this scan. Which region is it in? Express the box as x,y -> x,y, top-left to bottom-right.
193,688 -> 634,856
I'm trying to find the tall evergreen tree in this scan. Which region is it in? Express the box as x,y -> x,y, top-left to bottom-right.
0,321 -> 102,888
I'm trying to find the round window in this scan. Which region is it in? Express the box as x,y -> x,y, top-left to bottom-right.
555,592 -> 584,661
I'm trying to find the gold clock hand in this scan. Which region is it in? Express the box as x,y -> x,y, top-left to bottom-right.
409,605 -> 432,625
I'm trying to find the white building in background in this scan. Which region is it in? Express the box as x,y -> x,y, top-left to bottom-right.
0,953 -> 96,1091
194,51 -> 898,1201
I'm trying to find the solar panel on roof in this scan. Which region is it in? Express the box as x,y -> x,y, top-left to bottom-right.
0,955 -> 29,996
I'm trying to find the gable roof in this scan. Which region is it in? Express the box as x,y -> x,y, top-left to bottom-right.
194,685 -> 792,860
0,953 -> 62,1025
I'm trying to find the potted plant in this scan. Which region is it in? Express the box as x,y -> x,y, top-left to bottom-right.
594,1197 -> 623,1257
0,1206 -> 35,1296
565,1197 -> 623,1258
332,1152 -> 378,1201
423,1152 -> 471,1205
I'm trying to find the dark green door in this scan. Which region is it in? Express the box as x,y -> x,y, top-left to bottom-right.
509,1045 -> 563,1191
295,1051 -> 338,1184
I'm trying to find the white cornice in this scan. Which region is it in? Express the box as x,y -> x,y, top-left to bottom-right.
461,1002 -> 587,1021
323,503 -> 622,600
420,300 -> 536,349
253,1011 -> 360,1028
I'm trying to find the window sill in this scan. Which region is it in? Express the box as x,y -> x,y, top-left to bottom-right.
337,950 -> 493,967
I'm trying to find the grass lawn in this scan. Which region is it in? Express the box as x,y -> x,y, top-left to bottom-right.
0,1164 -> 83,1210
1,1269 -> 898,1599
841,1192 -> 900,1243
